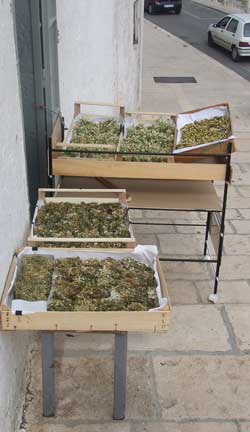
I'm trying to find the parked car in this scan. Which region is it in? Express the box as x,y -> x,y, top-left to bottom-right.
144,0 -> 182,15
208,13 -> 250,61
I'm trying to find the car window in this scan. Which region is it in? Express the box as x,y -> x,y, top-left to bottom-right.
216,16 -> 231,29
227,18 -> 238,33
244,23 -> 250,37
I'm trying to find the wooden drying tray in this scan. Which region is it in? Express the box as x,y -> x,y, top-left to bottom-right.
174,102 -> 236,162
53,101 -> 125,157
28,188 -> 136,248
0,248 -> 171,332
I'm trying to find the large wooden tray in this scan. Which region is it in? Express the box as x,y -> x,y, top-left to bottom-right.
28,188 -> 135,248
50,103 -> 233,180
0,248 -> 171,333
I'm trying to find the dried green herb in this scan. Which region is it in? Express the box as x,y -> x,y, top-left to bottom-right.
120,120 -> 175,162
62,145 -> 114,160
35,202 -> 130,243
12,255 -> 159,312
71,119 -> 120,145
13,255 -> 54,301
39,242 -> 127,249
48,257 -> 158,312
179,116 -> 231,148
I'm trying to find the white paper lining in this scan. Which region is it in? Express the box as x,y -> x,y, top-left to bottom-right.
174,105 -> 235,153
8,246 -> 167,314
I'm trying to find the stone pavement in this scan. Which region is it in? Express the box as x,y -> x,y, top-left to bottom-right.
20,19 -> 250,432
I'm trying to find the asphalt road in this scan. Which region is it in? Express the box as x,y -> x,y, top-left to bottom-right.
145,0 -> 250,81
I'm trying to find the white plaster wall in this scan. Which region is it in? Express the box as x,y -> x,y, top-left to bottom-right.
0,1 -> 31,430
56,0 -> 143,126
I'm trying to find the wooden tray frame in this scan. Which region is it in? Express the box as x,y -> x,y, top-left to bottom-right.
0,248 -> 171,333
173,102 -> 236,161
50,103 -> 233,180
28,188 -> 136,248
53,101 -> 125,161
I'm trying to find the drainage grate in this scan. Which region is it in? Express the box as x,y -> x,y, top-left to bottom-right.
154,76 -> 197,83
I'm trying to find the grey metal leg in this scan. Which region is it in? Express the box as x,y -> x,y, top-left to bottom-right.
41,332 -> 55,417
113,332 -> 128,420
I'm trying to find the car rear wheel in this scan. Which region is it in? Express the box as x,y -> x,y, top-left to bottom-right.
175,6 -> 182,14
208,32 -> 214,47
231,46 -> 240,62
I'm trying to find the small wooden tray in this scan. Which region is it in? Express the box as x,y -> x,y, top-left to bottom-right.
28,188 -> 136,248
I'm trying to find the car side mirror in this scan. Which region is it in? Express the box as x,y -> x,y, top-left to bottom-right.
213,24 -> 217,28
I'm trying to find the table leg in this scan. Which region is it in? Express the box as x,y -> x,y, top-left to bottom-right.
113,332 -> 128,420
41,332 -> 55,417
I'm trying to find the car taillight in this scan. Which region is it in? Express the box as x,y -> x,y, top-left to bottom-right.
239,41 -> 250,47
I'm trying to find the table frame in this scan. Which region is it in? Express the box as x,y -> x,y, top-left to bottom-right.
41,331 -> 128,420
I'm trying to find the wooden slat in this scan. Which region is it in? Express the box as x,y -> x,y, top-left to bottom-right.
125,111 -> 175,117
38,188 -> 126,193
28,236 -> 136,245
56,143 -> 116,149
44,197 -> 120,204
74,101 -> 125,119
53,159 -> 227,181
0,256 -> 17,306
1,310 -> 170,332
51,114 -> 63,146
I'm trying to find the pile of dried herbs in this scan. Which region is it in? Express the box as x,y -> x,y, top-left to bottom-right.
48,257 -> 158,311
60,118 -> 121,160
179,116 -> 231,148
35,202 -> 130,242
71,119 -> 121,145
12,255 -> 159,311
120,120 -> 175,162
13,255 -> 54,301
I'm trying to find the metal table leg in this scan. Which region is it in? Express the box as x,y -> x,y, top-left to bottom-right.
113,332 -> 128,420
41,332 -> 55,417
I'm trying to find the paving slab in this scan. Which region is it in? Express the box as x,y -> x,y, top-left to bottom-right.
24,351 -> 158,425
128,306 -> 230,352
133,233 -> 159,246
55,333 -> 113,355
153,356 -> 250,420
231,221 -> 250,234
223,235 -> 250,255
220,256 -> 250,280
132,422 -> 238,432
226,305 -> 250,351
132,224 -> 175,234
26,423 -> 131,432
161,261 -> 212,281
198,281 -> 250,304
165,280 -> 199,305
239,210 -> 250,219
158,234 -> 205,256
